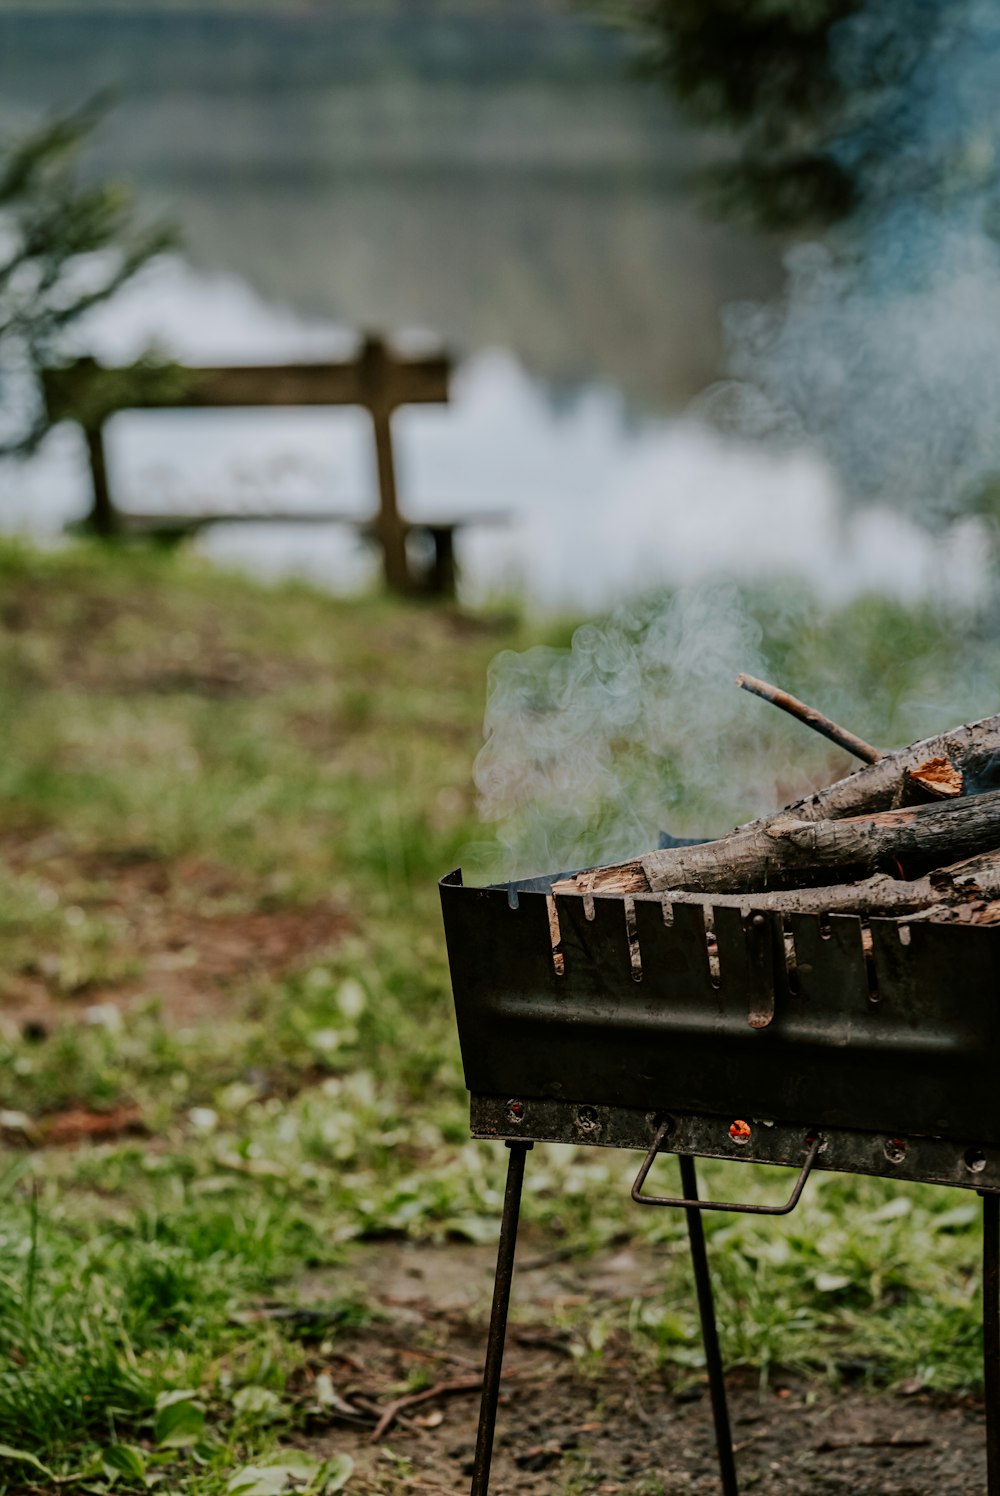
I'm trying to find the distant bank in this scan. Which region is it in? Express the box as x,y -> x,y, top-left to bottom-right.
0,1 -> 780,408
0,2 -> 636,97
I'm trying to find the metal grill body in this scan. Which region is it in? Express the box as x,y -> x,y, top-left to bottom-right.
440,867 -> 1000,1495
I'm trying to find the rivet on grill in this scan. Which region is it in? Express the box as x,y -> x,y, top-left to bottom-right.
884,1136 -> 907,1164
729,1119 -> 752,1145
965,1148 -> 988,1175
505,1100 -> 525,1125
575,1105 -> 600,1134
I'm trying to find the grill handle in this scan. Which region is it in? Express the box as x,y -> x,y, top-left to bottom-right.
632,1122 -> 822,1216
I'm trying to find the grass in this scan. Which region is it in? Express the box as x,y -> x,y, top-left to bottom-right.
0,537 -> 997,1492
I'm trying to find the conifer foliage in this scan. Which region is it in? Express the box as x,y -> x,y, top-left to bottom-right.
0,100 -> 173,454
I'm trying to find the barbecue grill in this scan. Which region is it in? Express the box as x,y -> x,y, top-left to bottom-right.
440,865 -> 1000,1495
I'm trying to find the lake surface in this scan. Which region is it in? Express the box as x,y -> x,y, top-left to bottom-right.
0,5 -> 982,609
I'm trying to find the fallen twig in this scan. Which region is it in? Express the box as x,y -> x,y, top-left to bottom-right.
813,1434 -> 933,1452
370,1372 -> 518,1443
518,1244 -> 589,1272
399,1345 -> 482,1371
392,1479 -> 468,1496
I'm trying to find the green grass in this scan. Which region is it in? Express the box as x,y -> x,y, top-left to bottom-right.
0,538 -> 997,1492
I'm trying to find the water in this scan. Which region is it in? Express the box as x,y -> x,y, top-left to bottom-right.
0,6 -> 986,611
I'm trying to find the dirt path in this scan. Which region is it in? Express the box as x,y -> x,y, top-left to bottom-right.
292,1241 -> 987,1495
0,837 -> 350,1031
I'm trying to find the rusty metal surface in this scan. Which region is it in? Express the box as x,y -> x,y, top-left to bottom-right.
468,1095 -> 1000,1193
441,867 -> 1000,1148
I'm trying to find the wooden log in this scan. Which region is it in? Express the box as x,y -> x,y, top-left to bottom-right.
555,784 -> 1000,897
912,898 -> 1000,925
904,755 -> 964,800
626,848 -> 1000,918
767,712 -> 999,823
635,872 -> 924,917
927,846 -> 1000,893
552,712 -> 1000,898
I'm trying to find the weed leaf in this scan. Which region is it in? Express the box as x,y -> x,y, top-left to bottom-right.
154,1390 -> 205,1448
232,1385 -> 285,1417
102,1444 -> 148,1483
226,1450 -> 352,1493
317,1454 -> 354,1492
0,1444 -> 55,1478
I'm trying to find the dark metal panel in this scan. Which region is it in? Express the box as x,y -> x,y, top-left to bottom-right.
441,870 -> 1000,1146
440,875 -> 559,1099
787,912 -> 869,1014
555,891 -> 633,989
469,1095 -> 1000,1195
712,905 -> 782,1029
633,899 -> 714,1008
866,918 -> 1000,1140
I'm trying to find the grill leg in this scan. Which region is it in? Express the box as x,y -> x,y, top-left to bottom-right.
985,1191 -> 1000,1493
680,1154 -> 739,1496
470,1139 -> 531,1496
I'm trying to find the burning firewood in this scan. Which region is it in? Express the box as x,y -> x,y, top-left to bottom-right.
903,755 -> 964,800
741,710 -> 995,824
624,847 -> 1000,918
555,787 -> 1000,897
551,709 -> 1000,907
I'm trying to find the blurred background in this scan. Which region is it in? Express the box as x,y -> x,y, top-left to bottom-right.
5,7 -> 1000,1493
3,0 -> 983,612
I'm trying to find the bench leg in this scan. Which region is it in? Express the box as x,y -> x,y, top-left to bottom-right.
471,1140 -> 531,1496
680,1154 -> 740,1496
424,526 -> 457,597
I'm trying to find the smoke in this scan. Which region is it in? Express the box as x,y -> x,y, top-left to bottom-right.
706,0 -> 1000,526
472,0 -> 1000,879
473,583 -> 774,880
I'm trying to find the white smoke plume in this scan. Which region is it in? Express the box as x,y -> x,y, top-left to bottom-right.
474,583 -> 771,880
473,0 -> 1000,879
707,0 -> 1000,525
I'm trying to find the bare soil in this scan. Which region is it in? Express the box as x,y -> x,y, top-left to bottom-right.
0,836 -> 351,1030
296,1241 -> 987,1496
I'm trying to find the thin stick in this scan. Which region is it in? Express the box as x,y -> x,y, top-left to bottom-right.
736,673 -> 882,764
370,1372 -> 518,1443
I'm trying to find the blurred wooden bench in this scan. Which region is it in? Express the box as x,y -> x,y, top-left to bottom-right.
42,335 -> 501,597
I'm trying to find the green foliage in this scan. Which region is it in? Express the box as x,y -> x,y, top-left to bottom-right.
632,0 -> 857,122
0,98 -> 174,454
617,0 -> 878,227
0,541 -> 996,1488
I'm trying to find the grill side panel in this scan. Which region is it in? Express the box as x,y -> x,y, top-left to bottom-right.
440,871 -> 1000,1145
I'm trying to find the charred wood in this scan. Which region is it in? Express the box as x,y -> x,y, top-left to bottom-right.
621,848 -> 1000,918
552,714 -> 1000,899
554,783 -> 1000,898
